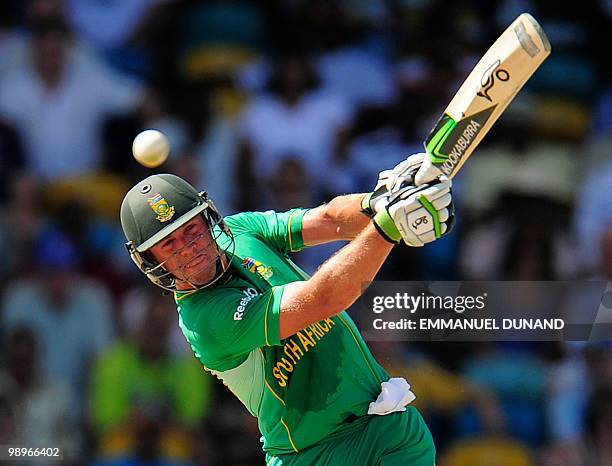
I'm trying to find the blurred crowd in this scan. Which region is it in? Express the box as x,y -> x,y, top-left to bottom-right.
0,0 -> 610,465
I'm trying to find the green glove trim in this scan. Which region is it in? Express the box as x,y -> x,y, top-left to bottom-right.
373,210 -> 401,244
418,195 -> 441,238
360,192 -> 374,217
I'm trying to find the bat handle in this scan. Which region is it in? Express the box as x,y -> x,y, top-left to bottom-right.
371,156 -> 442,213
415,153 -> 444,185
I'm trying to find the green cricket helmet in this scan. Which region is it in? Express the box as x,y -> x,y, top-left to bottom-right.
120,174 -> 233,291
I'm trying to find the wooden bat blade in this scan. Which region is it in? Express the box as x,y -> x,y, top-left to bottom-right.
415,13 -> 551,185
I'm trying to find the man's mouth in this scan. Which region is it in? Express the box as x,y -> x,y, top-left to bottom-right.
185,254 -> 207,270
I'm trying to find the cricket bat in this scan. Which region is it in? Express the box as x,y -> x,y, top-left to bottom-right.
414,12 -> 551,185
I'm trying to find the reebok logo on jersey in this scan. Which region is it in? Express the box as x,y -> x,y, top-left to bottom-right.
234,288 -> 259,320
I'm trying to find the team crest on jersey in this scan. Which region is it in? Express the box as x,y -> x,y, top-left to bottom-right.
147,193 -> 175,222
241,257 -> 273,280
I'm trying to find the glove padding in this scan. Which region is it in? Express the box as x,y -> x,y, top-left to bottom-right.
362,153 -> 426,217
373,177 -> 455,246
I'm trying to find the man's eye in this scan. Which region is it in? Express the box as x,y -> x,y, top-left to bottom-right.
187,225 -> 203,235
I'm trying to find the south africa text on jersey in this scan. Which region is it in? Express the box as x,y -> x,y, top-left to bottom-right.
273,318 -> 336,387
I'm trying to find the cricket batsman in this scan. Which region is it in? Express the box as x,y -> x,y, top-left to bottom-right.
120,153 -> 454,465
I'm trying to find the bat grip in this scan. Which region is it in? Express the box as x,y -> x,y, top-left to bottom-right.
415,154 -> 442,185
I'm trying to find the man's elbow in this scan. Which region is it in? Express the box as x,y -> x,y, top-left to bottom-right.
279,298 -> 347,340
279,281 -> 353,339
314,292 -> 346,319
312,279 -> 360,318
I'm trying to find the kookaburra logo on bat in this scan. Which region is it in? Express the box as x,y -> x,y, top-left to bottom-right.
477,60 -> 510,102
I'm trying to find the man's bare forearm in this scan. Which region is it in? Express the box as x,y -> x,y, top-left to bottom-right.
280,223 -> 393,338
302,193 -> 371,246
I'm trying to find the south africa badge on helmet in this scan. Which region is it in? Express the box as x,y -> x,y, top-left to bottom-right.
147,193 -> 175,222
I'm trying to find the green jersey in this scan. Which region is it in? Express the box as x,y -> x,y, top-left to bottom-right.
175,209 -> 389,455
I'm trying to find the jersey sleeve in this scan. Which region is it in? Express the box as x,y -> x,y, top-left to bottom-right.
178,284 -> 286,371
225,208 -> 308,254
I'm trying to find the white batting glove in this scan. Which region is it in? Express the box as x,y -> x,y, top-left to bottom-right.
361,153 -> 427,217
373,177 -> 454,246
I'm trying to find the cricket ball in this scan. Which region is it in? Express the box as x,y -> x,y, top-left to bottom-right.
132,129 -> 170,168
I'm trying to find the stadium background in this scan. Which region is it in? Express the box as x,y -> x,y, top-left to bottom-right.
0,0 -> 610,465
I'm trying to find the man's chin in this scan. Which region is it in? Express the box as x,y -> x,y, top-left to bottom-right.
175,255 -> 227,290
176,272 -> 213,290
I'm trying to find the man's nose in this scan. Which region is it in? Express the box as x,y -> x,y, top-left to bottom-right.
178,236 -> 202,257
